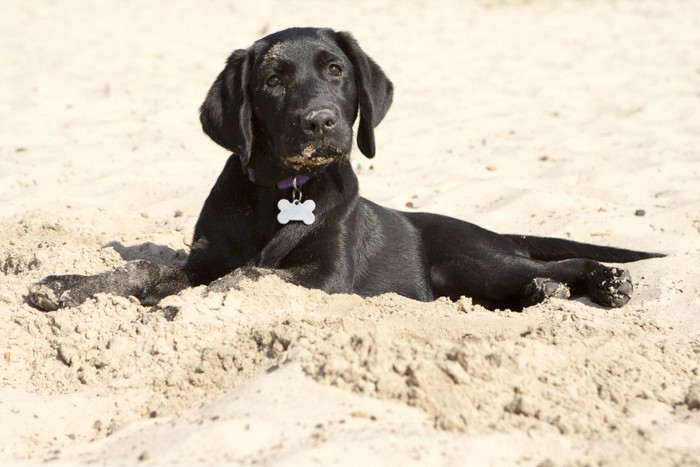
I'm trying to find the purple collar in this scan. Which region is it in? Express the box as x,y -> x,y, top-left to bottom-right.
247,168 -> 311,190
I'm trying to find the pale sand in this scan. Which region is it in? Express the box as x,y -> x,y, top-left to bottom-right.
1,0 -> 699,465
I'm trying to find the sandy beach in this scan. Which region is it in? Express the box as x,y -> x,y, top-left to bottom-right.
1,0 -> 699,465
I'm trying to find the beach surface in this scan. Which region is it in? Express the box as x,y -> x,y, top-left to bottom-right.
1,0 -> 699,465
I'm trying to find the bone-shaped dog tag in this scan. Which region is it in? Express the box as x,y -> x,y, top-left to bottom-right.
277,199 -> 316,225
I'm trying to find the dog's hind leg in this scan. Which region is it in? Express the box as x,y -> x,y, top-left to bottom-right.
430,252 -> 633,309
27,260 -> 190,311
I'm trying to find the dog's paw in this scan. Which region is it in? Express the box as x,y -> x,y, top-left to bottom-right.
521,277 -> 571,307
27,275 -> 87,311
587,267 -> 633,308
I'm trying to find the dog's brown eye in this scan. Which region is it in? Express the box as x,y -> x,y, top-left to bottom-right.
267,75 -> 283,87
328,64 -> 342,77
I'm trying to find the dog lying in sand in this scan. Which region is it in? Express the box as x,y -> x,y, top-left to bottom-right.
28,27 -> 662,312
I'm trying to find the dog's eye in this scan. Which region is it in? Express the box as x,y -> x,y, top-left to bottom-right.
266,75 -> 283,88
328,64 -> 342,77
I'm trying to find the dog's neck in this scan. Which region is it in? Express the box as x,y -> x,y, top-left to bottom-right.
246,167 -> 311,190
231,154 -> 357,201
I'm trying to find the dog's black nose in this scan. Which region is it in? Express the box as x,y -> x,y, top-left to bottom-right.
302,109 -> 337,136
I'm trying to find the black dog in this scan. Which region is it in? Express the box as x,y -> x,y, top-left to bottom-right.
28,27 -> 662,312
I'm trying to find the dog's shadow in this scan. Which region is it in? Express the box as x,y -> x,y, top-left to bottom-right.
106,241 -> 187,267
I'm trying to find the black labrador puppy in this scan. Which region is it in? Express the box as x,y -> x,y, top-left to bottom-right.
28,27 -> 661,312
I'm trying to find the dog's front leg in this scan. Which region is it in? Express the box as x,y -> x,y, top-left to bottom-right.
205,262 -> 353,296
205,266 -> 279,294
27,260 -> 190,311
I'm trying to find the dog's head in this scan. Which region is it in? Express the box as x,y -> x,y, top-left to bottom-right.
200,28 -> 393,183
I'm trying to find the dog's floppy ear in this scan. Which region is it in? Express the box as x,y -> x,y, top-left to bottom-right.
199,49 -> 253,165
335,31 -> 393,158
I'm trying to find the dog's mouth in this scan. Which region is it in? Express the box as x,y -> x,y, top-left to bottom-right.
282,145 -> 346,170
